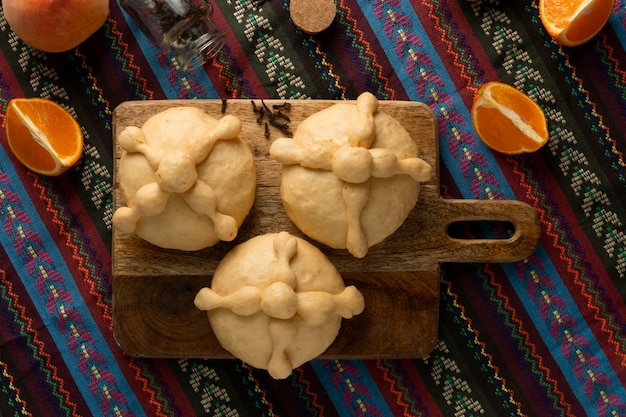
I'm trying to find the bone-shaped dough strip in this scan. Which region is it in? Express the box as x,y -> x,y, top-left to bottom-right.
118,115 -> 242,167
118,126 -> 146,154
368,148 -> 433,182
342,182 -> 370,258
194,286 -> 263,316
118,126 -> 163,170
349,92 -> 378,148
269,138 -> 337,169
267,318 -> 298,380
112,182 -> 170,233
183,181 -> 239,242
186,114 -> 241,165
297,286 -> 365,326
271,231 -> 298,288
196,283 -> 365,325
272,139 -> 432,185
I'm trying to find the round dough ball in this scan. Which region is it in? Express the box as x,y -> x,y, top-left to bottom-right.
195,232 -> 365,379
115,107 -> 256,251
270,93 -> 431,257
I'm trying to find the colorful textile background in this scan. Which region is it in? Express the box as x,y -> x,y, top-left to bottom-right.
1,0 -> 625,416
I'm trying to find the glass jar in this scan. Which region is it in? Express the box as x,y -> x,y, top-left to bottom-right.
120,0 -> 226,71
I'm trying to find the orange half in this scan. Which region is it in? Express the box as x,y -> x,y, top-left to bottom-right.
471,82 -> 549,155
539,0 -> 615,46
5,98 -> 84,176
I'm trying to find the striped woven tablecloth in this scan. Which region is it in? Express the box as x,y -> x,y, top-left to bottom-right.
1,1 -> 625,416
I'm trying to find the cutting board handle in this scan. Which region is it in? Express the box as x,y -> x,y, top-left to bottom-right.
431,199 -> 541,264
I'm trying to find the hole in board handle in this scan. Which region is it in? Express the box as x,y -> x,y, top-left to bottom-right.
447,220 -> 516,240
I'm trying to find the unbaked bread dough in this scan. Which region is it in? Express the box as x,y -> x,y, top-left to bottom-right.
269,92 -> 432,258
113,107 -> 256,251
194,232 -> 365,379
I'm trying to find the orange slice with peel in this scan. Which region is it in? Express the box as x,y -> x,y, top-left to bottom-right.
5,98 -> 84,176
471,82 -> 549,155
539,0 -> 615,46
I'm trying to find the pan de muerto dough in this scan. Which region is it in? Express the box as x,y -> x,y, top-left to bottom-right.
269,92 -> 432,258
194,231 -> 365,379
113,107 -> 256,251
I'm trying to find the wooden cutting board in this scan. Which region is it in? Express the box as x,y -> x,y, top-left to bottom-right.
111,99 -> 541,359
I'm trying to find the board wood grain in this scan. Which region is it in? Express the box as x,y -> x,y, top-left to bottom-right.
112,99 -> 541,359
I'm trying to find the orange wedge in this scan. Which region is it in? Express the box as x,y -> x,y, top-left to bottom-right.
539,0 -> 615,46
471,82 -> 549,155
5,98 -> 84,176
